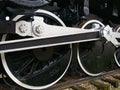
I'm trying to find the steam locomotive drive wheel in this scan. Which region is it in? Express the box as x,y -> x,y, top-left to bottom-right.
1,10 -> 72,89
114,25 -> 120,67
77,20 -> 115,76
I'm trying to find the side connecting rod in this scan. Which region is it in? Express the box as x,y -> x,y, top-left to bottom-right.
0,16 -> 120,53
0,17 -> 100,53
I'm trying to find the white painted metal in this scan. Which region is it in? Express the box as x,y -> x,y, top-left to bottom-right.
103,25 -> 120,47
16,21 -> 32,36
15,16 -> 99,38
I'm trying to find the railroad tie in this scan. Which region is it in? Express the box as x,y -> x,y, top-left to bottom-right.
102,76 -> 120,88
90,79 -> 112,90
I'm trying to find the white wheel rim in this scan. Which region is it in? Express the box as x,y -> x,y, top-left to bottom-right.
114,26 -> 120,67
114,50 -> 120,67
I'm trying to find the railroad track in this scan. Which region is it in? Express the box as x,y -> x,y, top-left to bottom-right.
0,69 -> 120,90
47,69 -> 120,90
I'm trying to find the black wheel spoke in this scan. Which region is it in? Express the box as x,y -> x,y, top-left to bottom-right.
16,58 -> 34,75
29,61 -> 40,74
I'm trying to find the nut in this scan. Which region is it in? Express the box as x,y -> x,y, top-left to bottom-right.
19,24 -> 28,33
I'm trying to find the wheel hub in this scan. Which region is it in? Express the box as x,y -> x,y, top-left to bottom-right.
33,47 -> 54,61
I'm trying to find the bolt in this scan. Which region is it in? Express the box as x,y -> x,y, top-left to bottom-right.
19,24 -> 28,33
33,24 -> 44,36
35,25 -> 43,34
35,26 -> 41,34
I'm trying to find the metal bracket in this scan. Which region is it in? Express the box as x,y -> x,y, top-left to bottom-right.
102,25 -> 120,47
15,16 -> 100,38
